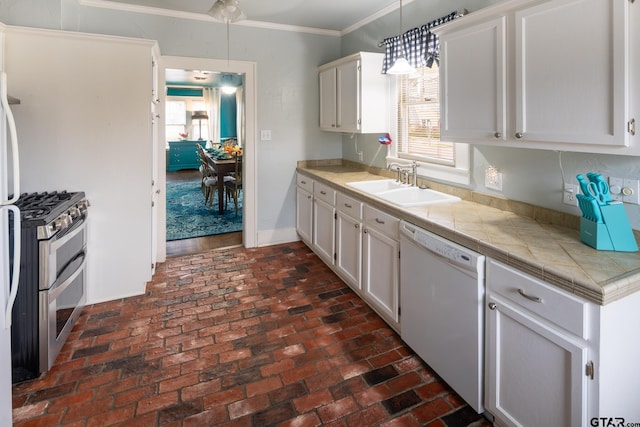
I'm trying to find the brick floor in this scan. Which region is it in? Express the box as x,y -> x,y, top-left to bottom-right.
12,242 -> 492,426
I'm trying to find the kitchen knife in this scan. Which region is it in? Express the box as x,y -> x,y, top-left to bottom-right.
576,174 -> 590,196
576,194 -> 591,221
588,196 -> 603,223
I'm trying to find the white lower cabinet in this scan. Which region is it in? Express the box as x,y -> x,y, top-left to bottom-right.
335,193 -> 363,291
486,259 -> 592,427
362,205 -> 400,331
295,174 -> 314,245
312,182 -> 336,266
296,187 -> 313,245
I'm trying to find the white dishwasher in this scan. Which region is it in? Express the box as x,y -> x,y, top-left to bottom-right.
399,221 -> 485,413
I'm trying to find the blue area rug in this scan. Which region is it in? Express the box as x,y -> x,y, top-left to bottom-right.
166,181 -> 242,241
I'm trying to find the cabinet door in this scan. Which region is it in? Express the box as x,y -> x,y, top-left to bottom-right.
362,226 -> 399,329
515,0 -> 629,146
319,68 -> 337,130
486,293 -> 589,427
312,198 -> 335,265
440,16 -> 506,142
296,187 -> 313,245
336,59 -> 360,132
335,211 -> 361,291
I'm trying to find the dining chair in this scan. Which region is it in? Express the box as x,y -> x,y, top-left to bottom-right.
196,149 -> 219,207
224,154 -> 243,216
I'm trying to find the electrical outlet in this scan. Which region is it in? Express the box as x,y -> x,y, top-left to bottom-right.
608,177 -> 624,201
485,166 -> 503,191
563,184 -> 579,206
609,177 -> 640,204
622,178 -> 640,204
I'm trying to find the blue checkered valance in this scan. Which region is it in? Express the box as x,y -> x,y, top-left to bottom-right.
381,11 -> 459,74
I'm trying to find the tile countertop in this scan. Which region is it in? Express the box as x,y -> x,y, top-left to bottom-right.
297,161 -> 640,306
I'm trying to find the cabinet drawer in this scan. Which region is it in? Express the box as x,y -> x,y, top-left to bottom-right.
314,182 -> 336,205
487,259 -> 590,339
336,193 -> 362,220
296,174 -> 313,193
364,205 -> 399,240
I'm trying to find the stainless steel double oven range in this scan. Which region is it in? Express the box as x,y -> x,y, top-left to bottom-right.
10,191 -> 89,383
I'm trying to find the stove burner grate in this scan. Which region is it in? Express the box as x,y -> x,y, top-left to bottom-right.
15,191 -> 77,221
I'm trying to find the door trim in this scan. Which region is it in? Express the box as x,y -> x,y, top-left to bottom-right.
157,55 -> 257,262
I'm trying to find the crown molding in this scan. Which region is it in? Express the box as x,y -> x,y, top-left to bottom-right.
78,0 -> 341,37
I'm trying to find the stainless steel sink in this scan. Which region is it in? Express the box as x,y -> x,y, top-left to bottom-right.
345,180 -> 460,207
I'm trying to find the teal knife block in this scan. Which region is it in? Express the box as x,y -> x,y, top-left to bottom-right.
580,202 -> 638,252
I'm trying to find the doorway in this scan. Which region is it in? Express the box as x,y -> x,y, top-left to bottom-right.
165,169 -> 242,257
156,56 -> 257,263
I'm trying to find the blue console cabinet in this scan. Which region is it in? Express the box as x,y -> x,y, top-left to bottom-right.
166,140 -> 206,172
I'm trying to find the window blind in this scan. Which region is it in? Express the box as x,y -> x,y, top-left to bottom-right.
397,64 -> 454,166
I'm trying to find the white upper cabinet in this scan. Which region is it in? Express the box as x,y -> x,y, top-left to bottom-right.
435,0 -> 635,155
439,16 -> 507,141
318,52 -> 389,134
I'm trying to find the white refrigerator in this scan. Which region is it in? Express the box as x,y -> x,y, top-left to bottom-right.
0,65 -> 21,422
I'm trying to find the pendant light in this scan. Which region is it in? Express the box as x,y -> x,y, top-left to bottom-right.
387,0 -> 416,75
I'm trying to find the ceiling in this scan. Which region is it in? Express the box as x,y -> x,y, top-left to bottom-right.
105,0 -> 409,87
95,0 -> 407,34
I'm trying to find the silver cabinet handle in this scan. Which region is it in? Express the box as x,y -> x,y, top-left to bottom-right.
300,180 -> 307,184
518,288 -> 542,303
375,218 -> 385,224
515,132 -> 524,139
320,190 -> 327,195
494,132 -> 502,138
355,223 -> 360,229
363,228 -> 368,234
488,302 -> 497,310
307,195 -> 311,199
344,203 -> 352,208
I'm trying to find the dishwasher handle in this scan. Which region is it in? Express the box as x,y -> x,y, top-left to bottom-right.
400,221 -> 418,239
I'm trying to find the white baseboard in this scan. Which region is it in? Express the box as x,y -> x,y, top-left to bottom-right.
257,227 -> 299,247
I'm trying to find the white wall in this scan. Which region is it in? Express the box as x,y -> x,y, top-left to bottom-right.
5,26 -> 155,304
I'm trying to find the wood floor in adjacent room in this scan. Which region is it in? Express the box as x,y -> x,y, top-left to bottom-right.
166,170 -> 243,258
11,242 -> 492,426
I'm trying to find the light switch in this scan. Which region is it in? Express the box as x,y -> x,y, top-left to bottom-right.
261,130 -> 272,141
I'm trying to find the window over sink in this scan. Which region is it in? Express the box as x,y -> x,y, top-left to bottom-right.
390,63 -> 470,185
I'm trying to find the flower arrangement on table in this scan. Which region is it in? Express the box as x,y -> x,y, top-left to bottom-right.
178,132 -> 189,139
223,144 -> 243,157
207,143 -> 242,159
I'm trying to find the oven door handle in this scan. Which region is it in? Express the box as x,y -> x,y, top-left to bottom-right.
55,251 -> 86,288
49,255 -> 87,301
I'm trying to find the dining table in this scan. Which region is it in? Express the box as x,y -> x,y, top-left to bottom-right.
204,154 -> 237,214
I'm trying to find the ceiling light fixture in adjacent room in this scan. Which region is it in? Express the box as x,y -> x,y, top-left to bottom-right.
387,0 -> 416,75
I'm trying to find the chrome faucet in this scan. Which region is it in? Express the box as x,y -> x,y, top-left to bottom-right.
387,163 -> 404,182
387,161 -> 418,186
410,160 -> 417,187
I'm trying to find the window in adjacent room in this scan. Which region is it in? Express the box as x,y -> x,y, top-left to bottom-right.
166,100 -> 187,141
391,63 -> 470,185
